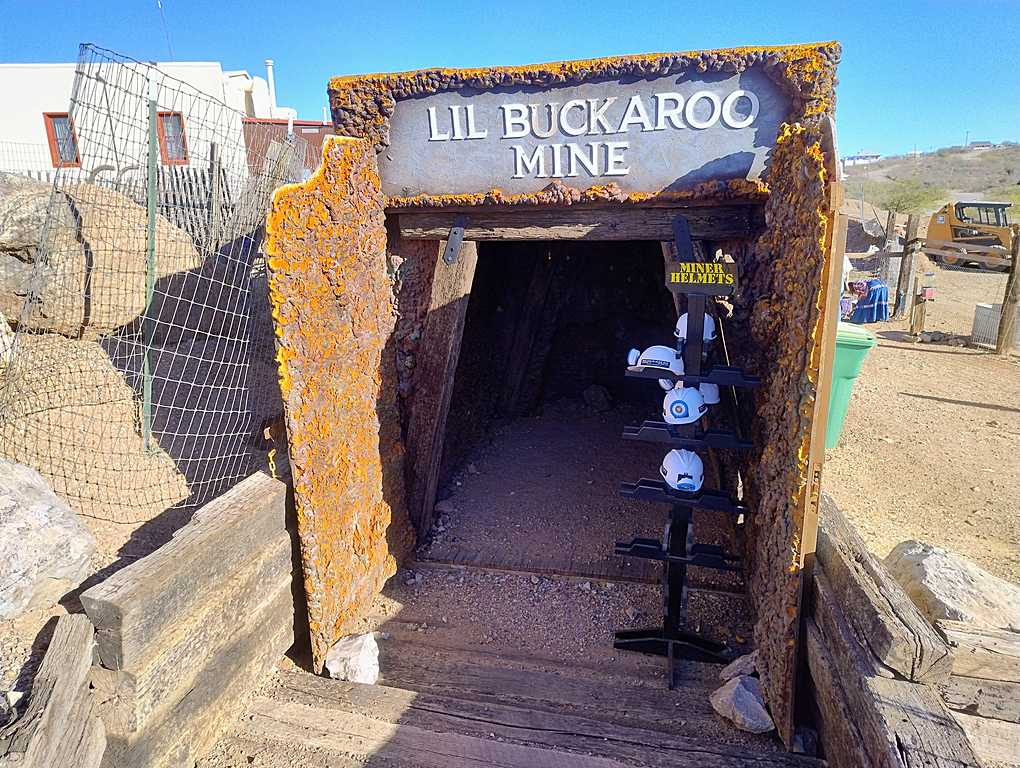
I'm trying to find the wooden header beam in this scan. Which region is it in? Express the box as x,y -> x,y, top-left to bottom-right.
398,205 -> 764,242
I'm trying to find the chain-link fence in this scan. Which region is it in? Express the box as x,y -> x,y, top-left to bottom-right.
0,44 -> 314,523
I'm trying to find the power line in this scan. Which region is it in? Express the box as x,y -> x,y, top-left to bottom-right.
156,0 -> 174,60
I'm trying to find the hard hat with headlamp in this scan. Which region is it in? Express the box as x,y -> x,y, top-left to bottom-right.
674,313 -> 717,343
662,385 -> 707,425
660,449 -> 704,493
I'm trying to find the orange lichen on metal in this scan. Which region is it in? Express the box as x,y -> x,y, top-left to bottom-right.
740,116 -> 835,746
266,136 -> 413,672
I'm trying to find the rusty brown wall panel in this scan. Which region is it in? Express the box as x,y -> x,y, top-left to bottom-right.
266,137 -> 414,672
744,119 -> 835,747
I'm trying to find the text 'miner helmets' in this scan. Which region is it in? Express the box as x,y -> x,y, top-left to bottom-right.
674,312 -> 717,343
662,385 -> 707,425
660,449 -> 704,492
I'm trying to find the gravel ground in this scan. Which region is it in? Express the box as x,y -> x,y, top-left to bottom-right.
825,267 -> 1020,582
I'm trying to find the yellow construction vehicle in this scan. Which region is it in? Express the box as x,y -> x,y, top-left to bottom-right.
925,201 -> 1014,271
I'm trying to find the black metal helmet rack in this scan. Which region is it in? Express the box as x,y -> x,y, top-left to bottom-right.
614,214 -> 760,689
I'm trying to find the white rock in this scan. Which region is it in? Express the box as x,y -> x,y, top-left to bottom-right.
709,675 -> 775,734
719,650 -> 758,682
884,540 -> 1020,631
324,632 -> 379,685
0,459 -> 96,619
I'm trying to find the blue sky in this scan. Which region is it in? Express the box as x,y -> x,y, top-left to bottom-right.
1,0 -> 1017,157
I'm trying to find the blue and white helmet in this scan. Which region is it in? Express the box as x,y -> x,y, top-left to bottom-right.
662,385 -> 707,425
675,313 -> 717,343
660,449 -> 704,492
627,345 -> 684,383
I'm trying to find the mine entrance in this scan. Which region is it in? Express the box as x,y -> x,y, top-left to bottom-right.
417,239 -> 745,598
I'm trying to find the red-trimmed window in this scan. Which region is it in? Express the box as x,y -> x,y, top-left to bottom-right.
43,113 -> 80,168
156,111 -> 189,165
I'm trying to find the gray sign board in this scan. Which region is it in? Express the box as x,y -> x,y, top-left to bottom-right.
378,68 -> 790,198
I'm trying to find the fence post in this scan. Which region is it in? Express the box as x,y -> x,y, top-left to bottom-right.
208,142 -> 222,249
142,83 -> 158,452
994,232 -> 1020,355
883,210 -> 897,249
893,214 -> 920,319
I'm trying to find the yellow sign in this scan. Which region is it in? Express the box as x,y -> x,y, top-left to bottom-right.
666,262 -> 738,295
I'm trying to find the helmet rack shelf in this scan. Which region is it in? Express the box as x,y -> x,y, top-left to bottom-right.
613,214 -> 757,688
621,421 -> 753,451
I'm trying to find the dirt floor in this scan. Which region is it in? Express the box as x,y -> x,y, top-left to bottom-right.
421,400 -> 744,593
824,263 -> 1019,583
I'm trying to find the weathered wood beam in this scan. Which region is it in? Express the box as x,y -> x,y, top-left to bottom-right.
399,206 -> 763,241
951,712 -> 1020,768
804,620 -> 874,768
0,614 -> 105,768
940,675 -> 1020,723
815,494 -> 952,683
80,472 -> 290,670
88,532 -> 293,734
404,241 -> 478,536
811,571 -> 980,768
936,620 -> 1020,683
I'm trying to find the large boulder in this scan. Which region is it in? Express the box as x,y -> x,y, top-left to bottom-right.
0,458 -> 96,619
884,540 -> 1020,632
0,332 -> 190,523
0,174 -> 204,338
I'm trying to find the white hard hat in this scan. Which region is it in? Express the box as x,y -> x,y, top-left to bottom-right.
675,313 -> 717,342
627,345 -> 684,378
671,379 -> 721,404
660,449 -> 704,492
699,382 -> 721,404
662,386 -> 707,425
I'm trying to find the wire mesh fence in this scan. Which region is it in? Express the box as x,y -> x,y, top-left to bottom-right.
0,44 -> 315,523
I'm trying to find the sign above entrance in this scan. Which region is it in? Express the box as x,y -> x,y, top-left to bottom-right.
376,69 -> 790,198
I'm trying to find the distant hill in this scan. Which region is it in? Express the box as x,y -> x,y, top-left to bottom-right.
844,144 -> 1020,213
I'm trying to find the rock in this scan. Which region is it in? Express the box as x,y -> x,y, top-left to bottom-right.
467,462 -> 479,475
0,332 -> 190,523
582,384 -> 612,412
884,540 -> 1020,631
434,499 -> 456,515
709,675 -> 775,734
324,632 -> 379,684
719,650 -> 758,681
0,176 -> 203,338
0,458 -> 96,619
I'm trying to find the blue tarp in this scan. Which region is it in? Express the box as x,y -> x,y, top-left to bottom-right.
849,278 -> 889,324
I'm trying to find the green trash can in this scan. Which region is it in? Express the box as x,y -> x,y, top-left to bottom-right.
825,322 -> 877,449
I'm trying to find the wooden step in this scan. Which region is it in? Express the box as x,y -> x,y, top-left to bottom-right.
232,668 -> 823,768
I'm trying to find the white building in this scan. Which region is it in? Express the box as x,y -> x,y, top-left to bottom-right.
842,152 -> 881,168
0,59 -> 299,177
